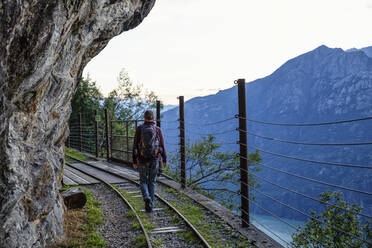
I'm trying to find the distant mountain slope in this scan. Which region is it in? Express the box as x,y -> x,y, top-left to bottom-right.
162,45 -> 372,220
347,46 -> 372,58
361,46 -> 372,58
162,104 -> 177,112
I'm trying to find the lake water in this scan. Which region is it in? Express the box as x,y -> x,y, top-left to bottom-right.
251,214 -> 305,247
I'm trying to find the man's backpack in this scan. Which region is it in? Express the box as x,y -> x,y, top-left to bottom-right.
139,124 -> 159,160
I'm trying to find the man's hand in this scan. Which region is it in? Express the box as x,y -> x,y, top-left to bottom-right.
133,163 -> 138,169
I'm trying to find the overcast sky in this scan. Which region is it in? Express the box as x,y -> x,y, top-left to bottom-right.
83,0 -> 372,105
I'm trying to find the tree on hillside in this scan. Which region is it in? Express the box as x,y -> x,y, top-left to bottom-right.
71,76 -> 102,122
165,135 -> 262,210
103,69 -> 161,121
291,191 -> 371,248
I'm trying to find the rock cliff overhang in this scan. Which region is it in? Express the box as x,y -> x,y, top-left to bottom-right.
0,1 -> 155,247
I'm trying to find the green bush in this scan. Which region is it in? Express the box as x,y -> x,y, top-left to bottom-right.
291,191 -> 371,248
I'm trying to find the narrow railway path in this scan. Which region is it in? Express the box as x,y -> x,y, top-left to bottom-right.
65,156 -> 212,248
65,161 -> 153,247
64,155 -> 257,247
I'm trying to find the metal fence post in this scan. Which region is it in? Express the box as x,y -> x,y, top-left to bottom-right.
179,96 -> 186,188
156,100 -> 161,128
79,112 -> 82,152
104,108 -> 111,161
95,109 -> 99,157
156,100 -> 162,170
237,78 -> 249,227
126,121 -> 129,163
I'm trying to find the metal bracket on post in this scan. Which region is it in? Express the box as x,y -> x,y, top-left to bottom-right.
179,96 -> 186,188
237,78 -> 249,227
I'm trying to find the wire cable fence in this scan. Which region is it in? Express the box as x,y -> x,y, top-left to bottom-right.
241,115 -> 372,126
239,143 -> 372,169
238,128 -> 372,146
67,84 -> 372,247
233,113 -> 372,246
160,82 -> 372,247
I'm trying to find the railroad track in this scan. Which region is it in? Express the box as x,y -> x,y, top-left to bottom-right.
65,155 -> 211,248
65,161 -> 152,247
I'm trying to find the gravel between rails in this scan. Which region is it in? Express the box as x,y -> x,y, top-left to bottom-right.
84,184 -> 142,248
115,182 -> 204,248
156,184 -> 254,248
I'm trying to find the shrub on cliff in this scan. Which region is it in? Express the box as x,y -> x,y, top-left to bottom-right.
291,191 -> 371,248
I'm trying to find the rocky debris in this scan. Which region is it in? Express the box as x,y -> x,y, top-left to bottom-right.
0,1 -> 155,247
156,184 -> 257,248
61,187 -> 87,209
85,184 -> 142,248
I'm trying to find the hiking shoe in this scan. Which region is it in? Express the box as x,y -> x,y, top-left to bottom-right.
145,198 -> 152,212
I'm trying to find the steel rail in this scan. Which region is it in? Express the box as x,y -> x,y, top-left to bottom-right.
66,155 -> 212,248
65,162 -> 152,248
66,151 -> 280,247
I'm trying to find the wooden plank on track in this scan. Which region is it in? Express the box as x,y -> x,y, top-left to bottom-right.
69,162 -> 128,184
64,168 -> 91,184
65,165 -> 100,184
63,175 -> 77,186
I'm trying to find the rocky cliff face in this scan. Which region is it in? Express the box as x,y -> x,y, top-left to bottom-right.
0,1 -> 155,247
162,45 -> 372,220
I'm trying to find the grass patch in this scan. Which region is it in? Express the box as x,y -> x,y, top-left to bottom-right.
126,209 -> 137,219
51,188 -> 106,248
61,185 -> 72,191
113,185 -> 163,246
131,222 -> 140,230
182,231 -> 199,244
65,148 -> 88,162
159,190 -> 253,248
151,238 -> 163,247
134,234 -> 147,248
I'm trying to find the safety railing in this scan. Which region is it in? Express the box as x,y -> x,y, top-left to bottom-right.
67,79 -> 372,247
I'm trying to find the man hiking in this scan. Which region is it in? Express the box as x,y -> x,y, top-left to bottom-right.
133,110 -> 166,212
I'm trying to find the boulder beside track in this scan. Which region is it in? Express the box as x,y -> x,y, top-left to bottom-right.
61,187 -> 87,210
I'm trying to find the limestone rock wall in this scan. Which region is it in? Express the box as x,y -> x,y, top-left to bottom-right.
0,1 -> 155,247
